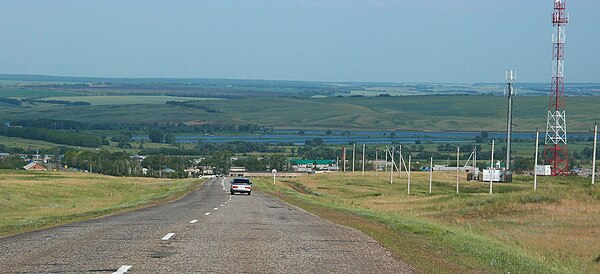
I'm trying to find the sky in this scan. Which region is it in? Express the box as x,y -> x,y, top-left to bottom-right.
0,0 -> 598,83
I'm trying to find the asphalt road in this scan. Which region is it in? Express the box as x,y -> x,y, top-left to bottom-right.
0,178 -> 413,273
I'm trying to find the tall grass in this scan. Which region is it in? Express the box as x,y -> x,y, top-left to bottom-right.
0,171 -> 200,237
255,171 -> 600,273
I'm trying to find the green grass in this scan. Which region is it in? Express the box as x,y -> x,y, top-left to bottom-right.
43,95 -> 224,105
254,172 -> 600,273
2,95 -> 597,131
0,171 -> 202,237
0,136 -> 64,151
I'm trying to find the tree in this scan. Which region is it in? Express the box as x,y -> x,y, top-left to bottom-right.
164,133 -> 176,145
475,131 -> 489,143
148,130 -> 164,143
0,156 -> 24,169
305,138 -> 323,146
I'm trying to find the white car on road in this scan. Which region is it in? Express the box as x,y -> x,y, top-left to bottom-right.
230,178 -> 252,195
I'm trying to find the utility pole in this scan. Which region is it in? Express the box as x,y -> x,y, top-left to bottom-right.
362,144 -> 366,176
506,69 -> 516,170
384,146 -> 388,172
398,145 -> 403,177
352,143 -> 356,172
456,146 -> 460,194
592,122 -> 598,185
375,146 -> 378,172
342,146 -> 346,172
407,155 -> 411,195
534,130 -> 540,190
490,139 -> 495,194
390,147 -> 395,184
429,157 -> 433,194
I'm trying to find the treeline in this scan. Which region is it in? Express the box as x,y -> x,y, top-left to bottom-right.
0,98 -> 90,107
138,141 -> 284,156
64,150 -> 142,176
12,119 -> 87,130
195,141 -> 284,154
9,119 -> 268,133
22,98 -> 91,106
0,126 -> 101,147
0,98 -> 22,106
64,150 -> 192,178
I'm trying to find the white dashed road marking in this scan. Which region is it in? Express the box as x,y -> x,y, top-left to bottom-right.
189,220 -> 198,224
220,204 -> 224,207
213,208 -> 218,210
204,212 -> 211,216
161,233 -> 175,241
113,265 -> 132,274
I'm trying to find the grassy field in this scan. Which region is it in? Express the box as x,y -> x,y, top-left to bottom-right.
254,172 -> 600,273
2,95 -> 597,132
43,95 -> 224,105
0,171 -> 201,237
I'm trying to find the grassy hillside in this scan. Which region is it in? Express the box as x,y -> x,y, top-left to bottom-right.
201,96 -> 600,131
255,172 -> 600,273
0,95 -> 598,131
0,171 -> 201,237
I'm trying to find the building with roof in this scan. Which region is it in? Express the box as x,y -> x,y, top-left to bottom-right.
290,159 -> 336,171
23,162 -> 46,171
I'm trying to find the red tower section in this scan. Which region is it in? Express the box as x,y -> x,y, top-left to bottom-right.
544,0 -> 569,176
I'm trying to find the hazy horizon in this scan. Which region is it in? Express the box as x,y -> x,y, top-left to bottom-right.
1,0 -> 599,83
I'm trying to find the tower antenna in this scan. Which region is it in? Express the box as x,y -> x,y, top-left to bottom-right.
506,70 -> 516,170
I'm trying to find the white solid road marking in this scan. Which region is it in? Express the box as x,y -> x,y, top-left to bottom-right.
189,220 -> 198,224
113,265 -> 132,274
204,212 -> 211,216
161,233 -> 175,241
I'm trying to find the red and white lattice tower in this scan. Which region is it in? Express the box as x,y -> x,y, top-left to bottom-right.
544,0 -> 569,176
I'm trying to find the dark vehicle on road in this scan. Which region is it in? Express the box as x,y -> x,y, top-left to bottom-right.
230,178 -> 252,195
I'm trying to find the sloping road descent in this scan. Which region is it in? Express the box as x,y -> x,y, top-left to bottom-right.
0,178 -> 412,273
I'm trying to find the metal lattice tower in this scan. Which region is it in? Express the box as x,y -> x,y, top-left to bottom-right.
505,70 -> 516,171
544,0 -> 569,176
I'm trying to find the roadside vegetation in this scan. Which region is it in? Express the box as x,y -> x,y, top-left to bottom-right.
254,172 -> 600,273
0,171 -> 202,237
